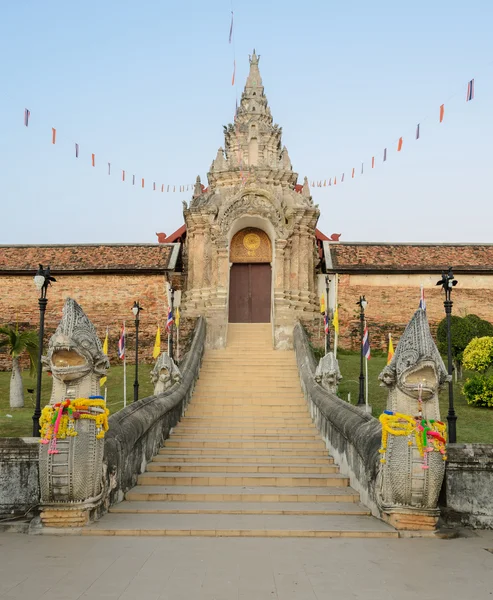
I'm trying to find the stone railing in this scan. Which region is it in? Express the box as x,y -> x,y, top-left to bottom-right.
0,438 -> 39,520
293,322 -> 382,516
441,444 -> 493,529
101,316 -> 206,512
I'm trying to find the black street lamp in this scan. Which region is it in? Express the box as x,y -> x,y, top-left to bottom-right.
325,276 -> 331,355
32,264 -> 56,436
356,295 -> 368,406
132,301 -> 144,403
436,267 -> 458,443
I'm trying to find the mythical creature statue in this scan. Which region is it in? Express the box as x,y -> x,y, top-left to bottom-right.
315,352 -> 342,394
377,308 -> 450,530
151,352 -> 181,395
42,298 -> 109,404
38,298 -> 110,528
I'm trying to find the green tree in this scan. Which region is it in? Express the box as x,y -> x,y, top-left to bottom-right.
436,314 -> 493,379
0,325 -> 38,408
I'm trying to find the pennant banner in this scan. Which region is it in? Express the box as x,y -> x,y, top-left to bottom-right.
51,128 -> 56,144
24,109 -> 30,127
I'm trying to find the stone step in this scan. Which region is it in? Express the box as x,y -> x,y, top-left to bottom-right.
147,462 -> 339,474
137,472 -> 348,487
154,454 -> 333,465
181,417 -> 314,425
158,447 -> 329,456
169,433 -> 320,441
184,409 -> 309,417
82,513 -> 397,538
109,501 -> 368,516
163,439 -> 327,450
174,427 -> 318,435
125,485 -> 360,503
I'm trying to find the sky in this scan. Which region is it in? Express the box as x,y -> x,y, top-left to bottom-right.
1,0 -> 492,245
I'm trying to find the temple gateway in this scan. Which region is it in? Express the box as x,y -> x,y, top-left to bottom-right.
182,51 -> 320,349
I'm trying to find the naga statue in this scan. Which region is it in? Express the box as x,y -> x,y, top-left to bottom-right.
377,308 -> 450,530
151,352 -> 181,395
38,298 -> 110,528
315,352 -> 342,395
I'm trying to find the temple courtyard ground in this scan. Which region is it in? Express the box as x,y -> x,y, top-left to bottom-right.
0,531 -> 492,599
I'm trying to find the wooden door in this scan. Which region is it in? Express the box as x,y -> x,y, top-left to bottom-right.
229,264 -> 271,323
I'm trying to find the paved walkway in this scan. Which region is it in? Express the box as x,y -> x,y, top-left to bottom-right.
1,531 -> 492,599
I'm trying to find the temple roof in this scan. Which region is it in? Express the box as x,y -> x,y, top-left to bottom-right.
324,243 -> 493,273
0,244 -> 180,274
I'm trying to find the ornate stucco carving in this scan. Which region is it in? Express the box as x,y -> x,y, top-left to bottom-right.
315,352 -> 342,394
151,353 -> 181,395
377,308 -> 450,529
38,298 -> 109,526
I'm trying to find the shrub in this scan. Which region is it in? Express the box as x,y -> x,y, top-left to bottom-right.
462,336 -> 493,374
463,375 -> 493,408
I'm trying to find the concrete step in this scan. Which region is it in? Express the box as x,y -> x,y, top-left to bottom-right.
147,462 -> 339,474
125,485 -> 361,503
137,472 -> 349,487
109,501 -> 369,516
158,447 -> 329,456
169,433 -> 320,441
82,513 -> 397,538
163,439 -> 327,449
174,427 -> 319,435
154,454 -> 334,465
180,417 -> 314,425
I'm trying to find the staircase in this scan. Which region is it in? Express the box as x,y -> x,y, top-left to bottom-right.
84,324 -> 396,538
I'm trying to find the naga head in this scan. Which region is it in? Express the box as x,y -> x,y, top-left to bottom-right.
151,352 -> 181,393
43,298 -> 109,382
315,352 -> 342,394
379,308 -> 449,400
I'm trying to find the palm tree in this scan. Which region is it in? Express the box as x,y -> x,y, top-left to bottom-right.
0,325 -> 38,408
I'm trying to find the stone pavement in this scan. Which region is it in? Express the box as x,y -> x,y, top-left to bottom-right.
0,531 -> 492,600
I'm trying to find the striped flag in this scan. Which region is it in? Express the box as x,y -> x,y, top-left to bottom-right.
387,333 -> 394,365
466,79 -> 475,101
229,11 -> 234,43
363,321 -> 371,360
166,307 -> 174,332
324,313 -> 329,335
419,285 -> 426,311
118,323 -> 125,359
24,109 -> 30,127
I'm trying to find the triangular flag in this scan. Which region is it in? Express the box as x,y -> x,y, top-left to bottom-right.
141,178 -> 145,188
397,138 -> 403,152
387,333 -> 394,365
152,326 -> 161,359
341,173 -> 345,182
383,148 -> 387,161
108,162 -> 111,175
352,168 -> 355,179
372,156 -> 375,168
100,328 -> 109,387
466,79 -> 475,101
439,104 -> 445,123
416,123 -> 420,140
91,153 -> 95,167
75,143 -> 79,158
122,170 -> 125,181
332,307 -> 339,335
24,109 -> 30,127
52,128 -> 56,144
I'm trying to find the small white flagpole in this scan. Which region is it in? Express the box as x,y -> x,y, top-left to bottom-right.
123,320 -> 127,408
365,355 -> 369,409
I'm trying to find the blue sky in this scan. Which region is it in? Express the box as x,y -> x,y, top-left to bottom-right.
1,0 -> 492,244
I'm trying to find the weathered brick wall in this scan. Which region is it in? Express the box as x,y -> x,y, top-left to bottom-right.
0,274 -> 193,370
305,273 -> 493,352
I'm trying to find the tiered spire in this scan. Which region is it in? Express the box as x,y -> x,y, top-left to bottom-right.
208,51 -> 298,188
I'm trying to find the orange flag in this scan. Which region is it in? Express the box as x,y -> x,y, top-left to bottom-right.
440,104 -> 445,123
334,176 -> 337,185
372,156 -> 375,168
141,178 -> 145,188
91,153 -> 95,167
51,128 -> 56,144
397,137 -> 403,152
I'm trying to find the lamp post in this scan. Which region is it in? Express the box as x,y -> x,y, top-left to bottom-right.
325,276 -> 331,355
436,267 -> 458,443
32,265 -> 56,436
356,295 -> 367,406
132,301 -> 144,403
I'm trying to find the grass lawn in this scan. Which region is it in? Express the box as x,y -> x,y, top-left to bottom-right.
0,364 -> 155,437
336,351 -> 493,444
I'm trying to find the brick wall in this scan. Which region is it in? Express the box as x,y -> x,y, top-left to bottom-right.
0,274 -> 193,370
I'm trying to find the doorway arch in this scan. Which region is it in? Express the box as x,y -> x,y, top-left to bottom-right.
228,227 -> 272,323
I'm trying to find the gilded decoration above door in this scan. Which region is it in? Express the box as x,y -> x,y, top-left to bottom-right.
230,228 -> 272,263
